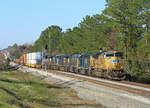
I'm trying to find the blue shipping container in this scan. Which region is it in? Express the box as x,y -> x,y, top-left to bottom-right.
36,52 -> 42,65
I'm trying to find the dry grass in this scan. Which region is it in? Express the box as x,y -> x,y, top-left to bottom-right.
0,70 -> 104,108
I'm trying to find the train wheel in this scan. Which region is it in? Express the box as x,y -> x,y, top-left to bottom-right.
90,69 -> 94,77
86,69 -> 91,76
74,68 -> 78,73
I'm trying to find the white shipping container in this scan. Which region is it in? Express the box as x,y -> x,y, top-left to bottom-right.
32,53 -> 36,60
28,53 -> 32,60
27,53 -> 31,65
28,53 -> 36,65
29,53 -> 32,65
30,59 -> 36,65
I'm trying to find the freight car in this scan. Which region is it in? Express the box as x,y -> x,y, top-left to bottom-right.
16,52 -> 42,68
17,50 -> 126,80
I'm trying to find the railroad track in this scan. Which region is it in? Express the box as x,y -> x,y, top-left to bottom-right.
45,69 -> 150,98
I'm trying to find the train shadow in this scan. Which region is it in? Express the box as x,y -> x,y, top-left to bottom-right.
125,74 -> 150,84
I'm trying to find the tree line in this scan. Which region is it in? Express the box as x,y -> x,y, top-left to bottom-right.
31,0 -> 150,83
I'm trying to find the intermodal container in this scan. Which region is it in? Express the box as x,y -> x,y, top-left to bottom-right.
20,55 -> 24,64
36,52 -> 41,64
28,53 -> 32,66
31,53 -> 36,67
23,54 -> 27,65
16,59 -> 20,63
26,53 -> 29,66
36,52 -> 42,68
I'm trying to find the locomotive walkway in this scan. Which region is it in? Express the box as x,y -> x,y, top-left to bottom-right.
10,62 -> 150,108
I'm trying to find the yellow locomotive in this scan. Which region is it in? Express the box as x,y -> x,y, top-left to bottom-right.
90,51 -> 125,80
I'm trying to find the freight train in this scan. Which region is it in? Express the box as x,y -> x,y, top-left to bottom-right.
16,51 -> 126,80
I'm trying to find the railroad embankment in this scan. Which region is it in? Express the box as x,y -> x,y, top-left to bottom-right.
0,69 -> 103,108
18,65 -> 150,108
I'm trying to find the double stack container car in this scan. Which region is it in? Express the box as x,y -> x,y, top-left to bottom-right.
18,52 -> 42,68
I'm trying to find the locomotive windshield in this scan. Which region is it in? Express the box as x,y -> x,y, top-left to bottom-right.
105,52 -> 123,58
106,54 -> 114,57
105,53 -> 114,58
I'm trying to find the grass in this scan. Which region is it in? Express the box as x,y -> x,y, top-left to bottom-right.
0,70 -> 104,108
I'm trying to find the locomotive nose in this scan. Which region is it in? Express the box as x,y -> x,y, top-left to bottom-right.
109,59 -> 124,70
114,59 -> 124,69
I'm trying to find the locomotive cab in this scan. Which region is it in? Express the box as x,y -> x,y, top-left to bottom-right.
104,51 -> 125,80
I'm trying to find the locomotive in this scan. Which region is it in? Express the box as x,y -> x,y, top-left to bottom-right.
49,51 -> 125,80
17,50 -> 126,80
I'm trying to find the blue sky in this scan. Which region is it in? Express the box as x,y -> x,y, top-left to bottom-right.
0,0 -> 106,50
